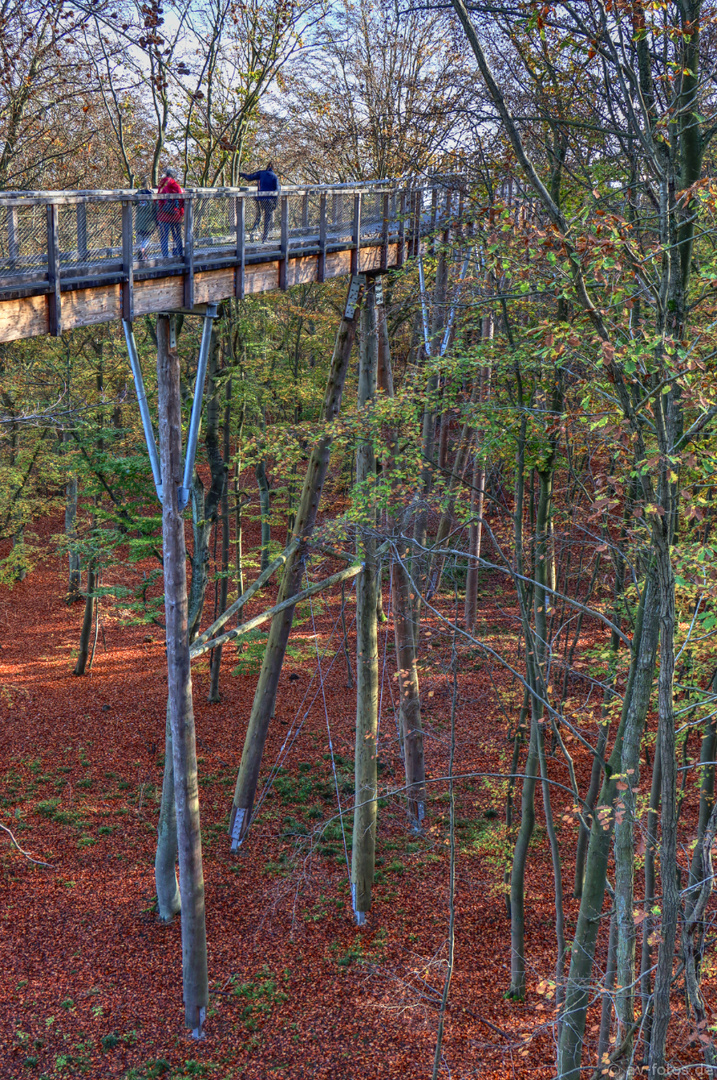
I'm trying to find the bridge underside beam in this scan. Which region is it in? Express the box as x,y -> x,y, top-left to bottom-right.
0,242 -> 401,343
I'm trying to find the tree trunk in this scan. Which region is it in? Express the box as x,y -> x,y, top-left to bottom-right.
209,378 -> 232,703
73,563 -> 97,676
156,314 -> 208,1036
229,279 -> 360,847
155,702 -> 181,921
255,460 -> 271,573
352,278 -> 379,923
557,573 -> 659,1080
65,470 -> 80,601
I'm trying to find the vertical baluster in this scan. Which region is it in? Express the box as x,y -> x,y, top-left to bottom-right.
121,199 -> 134,321
7,205 -> 19,270
397,190 -> 406,268
318,192 -> 327,283
351,192 -> 361,276
184,195 -> 194,309
76,202 -> 88,264
47,201 -> 61,336
332,192 -> 340,231
302,192 -> 309,232
279,194 -> 289,291
381,191 -> 389,272
235,196 -> 245,300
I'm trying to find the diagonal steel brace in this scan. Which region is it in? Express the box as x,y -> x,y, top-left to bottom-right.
122,302 -> 219,510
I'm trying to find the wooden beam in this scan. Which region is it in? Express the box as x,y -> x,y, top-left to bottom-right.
0,240 -> 401,343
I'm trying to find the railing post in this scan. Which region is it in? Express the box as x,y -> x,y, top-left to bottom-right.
318,192 -> 327,283
381,191 -> 389,272
301,191 -> 309,231
7,206 -> 18,268
235,195 -> 245,300
397,189 -> 406,268
121,200 -> 134,321
332,192 -> 340,229
279,194 -> 289,291
183,196 -> 194,309
47,202 -> 61,336
76,202 -> 88,263
351,192 -> 361,276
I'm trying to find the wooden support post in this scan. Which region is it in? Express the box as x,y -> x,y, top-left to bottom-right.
156,314 -> 209,1037
380,192 -> 389,271
46,202 -> 61,337
121,201 -> 134,321
235,196 -> 245,300
397,190 -> 406,268
76,202 -> 88,263
351,193 -> 361,276
318,193 -> 327,283
183,197 -> 194,309
352,276 -> 379,923
301,192 -> 309,231
279,194 -> 289,291
7,206 -> 18,267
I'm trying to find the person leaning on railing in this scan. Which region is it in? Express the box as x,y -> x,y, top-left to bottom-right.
157,168 -> 184,259
239,162 -> 280,244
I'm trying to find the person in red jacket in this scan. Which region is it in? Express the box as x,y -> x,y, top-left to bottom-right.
156,167 -> 184,258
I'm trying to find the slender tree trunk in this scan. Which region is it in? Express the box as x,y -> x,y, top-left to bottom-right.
640,739 -> 661,1061
557,574 -> 659,1080
613,564 -> 658,1061
507,715 -> 538,999
65,468 -> 80,601
155,702 -> 181,921
352,278 -> 379,923
156,314 -> 208,1036
465,318 -> 492,630
229,280 -> 360,847
255,460 -> 271,573
597,909 -> 618,1070
377,279 -> 425,831
648,539 -> 679,1080
73,563 -> 97,676
209,380 -> 232,702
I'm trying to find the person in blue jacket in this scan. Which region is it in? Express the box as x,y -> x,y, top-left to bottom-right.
239,162 -> 280,243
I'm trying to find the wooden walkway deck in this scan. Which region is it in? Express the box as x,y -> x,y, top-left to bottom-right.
0,178 -> 458,342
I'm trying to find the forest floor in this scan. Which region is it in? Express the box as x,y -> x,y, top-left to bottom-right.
0,508 -> 683,1080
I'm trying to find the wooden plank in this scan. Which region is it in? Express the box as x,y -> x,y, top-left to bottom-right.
134,275 -> 184,315
46,203 -> 61,336
184,198 -> 194,308
286,254 -> 319,288
235,197 -> 245,300
318,193 -> 327,283
63,283 -> 122,328
121,201 -> 134,321
0,294 -> 48,342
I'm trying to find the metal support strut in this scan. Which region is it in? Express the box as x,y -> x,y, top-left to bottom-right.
123,302 -> 219,511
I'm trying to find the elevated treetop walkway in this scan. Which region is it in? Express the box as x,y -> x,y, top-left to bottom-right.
0,177 -> 462,342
